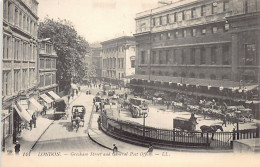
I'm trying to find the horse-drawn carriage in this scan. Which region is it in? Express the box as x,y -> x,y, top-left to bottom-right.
71,105 -> 86,131
129,98 -> 149,118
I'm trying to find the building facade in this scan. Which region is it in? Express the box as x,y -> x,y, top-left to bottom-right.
38,39 -> 58,108
38,39 -> 57,94
134,0 -> 260,87
101,36 -> 136,85
2,0 -> 39,151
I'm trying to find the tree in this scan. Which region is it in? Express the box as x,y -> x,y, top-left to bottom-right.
38,18 -> 90,92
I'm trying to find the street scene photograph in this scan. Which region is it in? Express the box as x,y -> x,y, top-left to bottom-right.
1,0 -> 260,166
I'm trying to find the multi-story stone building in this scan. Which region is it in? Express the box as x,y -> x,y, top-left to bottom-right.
38,39 -> 59,108
134,0 -> 260,91
2,0 -> 40,151
101,36 -> 136,85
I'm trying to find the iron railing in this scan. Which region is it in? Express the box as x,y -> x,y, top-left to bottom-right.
101,113 -> 257,149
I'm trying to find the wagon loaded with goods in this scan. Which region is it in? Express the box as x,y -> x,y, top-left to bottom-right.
173,117 -> 197,132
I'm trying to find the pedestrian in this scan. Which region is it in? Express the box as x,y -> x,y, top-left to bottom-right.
222,115 -> 227,127
166,101 -> 170,110
76,89 -> 78,96
42,105 -> 47,115
32,114 -> 37,128
14,141 -> 20,155
96,104 -> 99,112
97,116 -> 101,130
112,144 -> 118,154
125,93 -> 128,100
147,143 -> 153,156
68,95 -> 70,103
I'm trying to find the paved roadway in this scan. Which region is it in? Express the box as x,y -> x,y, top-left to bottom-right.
31,86 -> 109,155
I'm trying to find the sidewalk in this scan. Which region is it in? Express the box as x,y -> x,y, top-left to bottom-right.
14,92 -> 81,154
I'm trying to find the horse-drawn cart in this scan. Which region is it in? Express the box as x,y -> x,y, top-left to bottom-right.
71,105 -> 86,131
173,117 -> 197,131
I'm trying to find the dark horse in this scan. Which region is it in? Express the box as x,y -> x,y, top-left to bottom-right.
200,125 -> 223,140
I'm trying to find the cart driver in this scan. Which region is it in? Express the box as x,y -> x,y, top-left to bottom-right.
189,113 -> 198,124
75,111 -> 81,126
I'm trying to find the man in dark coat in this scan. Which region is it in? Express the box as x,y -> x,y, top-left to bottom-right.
14,141 -> 20,155
97,116 -> 101,130
32,114 -> 37,128
112,144 -> 118,154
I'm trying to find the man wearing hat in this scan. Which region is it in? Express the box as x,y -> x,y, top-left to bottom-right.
112,144 -> 118,154
14,141 -> 20,155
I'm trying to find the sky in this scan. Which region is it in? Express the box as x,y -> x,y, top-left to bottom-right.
37,0 -> 159,44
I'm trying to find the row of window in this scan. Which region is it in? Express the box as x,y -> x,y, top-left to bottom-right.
103,58 -> 124,69
153,1 -> 230,27
40,43 -> 53,54
3,35 -> 37,61
102,46 -> 126,54
2,69 -> 36,96
153,23 -> 229,41
40,58 -> 56,69
139,70 -> 230,81
103,71 -> 116,78
39,73 -> 56,88
3,0 -> 38,38
141,46 -> 230,66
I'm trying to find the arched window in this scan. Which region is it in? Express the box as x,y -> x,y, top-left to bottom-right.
164,71 -> 169,76
158,71 -> 162,75
180,72 -> 186,77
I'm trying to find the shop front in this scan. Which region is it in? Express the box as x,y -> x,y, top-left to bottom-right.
39,94 -> 54,109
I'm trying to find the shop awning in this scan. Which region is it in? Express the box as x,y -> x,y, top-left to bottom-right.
29,98 -> 44,112
40,94 -> 54,104
48,91 -> 61,100
14,104 -> 31,123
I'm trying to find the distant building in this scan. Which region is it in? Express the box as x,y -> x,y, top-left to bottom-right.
133,0 -> 260,91
91,46 -> 102,79
101,36 -> 136,85
2,0 -> 39,152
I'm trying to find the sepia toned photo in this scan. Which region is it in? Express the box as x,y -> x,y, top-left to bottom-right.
1,0 -> 260,167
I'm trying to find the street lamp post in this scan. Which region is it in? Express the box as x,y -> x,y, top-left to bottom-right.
142,110 -> 148,137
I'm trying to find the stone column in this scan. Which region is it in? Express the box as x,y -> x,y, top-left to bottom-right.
217,45 -> 223,65
9,3 -> 15,25
147,46 -> 151,78
195,47 -> 200,65
205,47 -> 211,65
231,33 -> 239,81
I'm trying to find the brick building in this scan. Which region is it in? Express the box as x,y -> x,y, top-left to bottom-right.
133,0 -> 259,92
101,36 -> 136,85
2,0 -> 40,151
